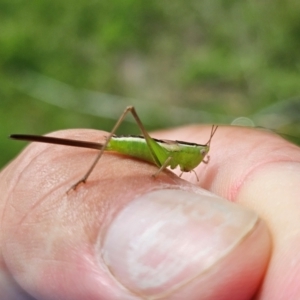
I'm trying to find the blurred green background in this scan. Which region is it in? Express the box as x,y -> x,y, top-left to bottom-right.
1,0 -> 300,168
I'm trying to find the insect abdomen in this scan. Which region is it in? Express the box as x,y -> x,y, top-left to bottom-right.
107,136 -> 155,164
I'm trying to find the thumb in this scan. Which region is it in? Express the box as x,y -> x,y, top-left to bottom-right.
0,129 -> 270,300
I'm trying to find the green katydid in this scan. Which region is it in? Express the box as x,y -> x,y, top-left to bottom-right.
10,106 -> 218,189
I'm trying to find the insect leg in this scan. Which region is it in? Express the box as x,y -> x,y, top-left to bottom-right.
71,106 -> 138,189
203,155 -> 210,164
152,156 -> 172,178
124,107 -> 162,166
179,169 -> 199,181
72,105 -> 163,190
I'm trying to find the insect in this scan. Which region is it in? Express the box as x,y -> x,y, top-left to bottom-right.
10,106 -> 218,189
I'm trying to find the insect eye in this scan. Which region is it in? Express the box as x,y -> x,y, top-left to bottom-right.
201,148 -> 207,155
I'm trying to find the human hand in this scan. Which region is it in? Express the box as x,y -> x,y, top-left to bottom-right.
1,125 -> 299,299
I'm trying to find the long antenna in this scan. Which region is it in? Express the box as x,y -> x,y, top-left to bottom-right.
206,125 -> 218,146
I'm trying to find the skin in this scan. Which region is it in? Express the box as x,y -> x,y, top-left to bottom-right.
0,125 -> 300,299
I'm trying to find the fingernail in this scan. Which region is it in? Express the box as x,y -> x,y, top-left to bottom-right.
99,189 -> 258,298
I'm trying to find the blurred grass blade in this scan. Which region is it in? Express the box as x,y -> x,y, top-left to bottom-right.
14,71 -> 234,127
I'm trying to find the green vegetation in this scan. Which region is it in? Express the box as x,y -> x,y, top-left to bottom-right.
1,0 -> 300,167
